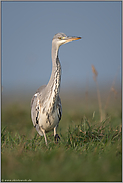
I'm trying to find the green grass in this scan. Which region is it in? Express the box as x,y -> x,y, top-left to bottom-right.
1,95 -> 122,182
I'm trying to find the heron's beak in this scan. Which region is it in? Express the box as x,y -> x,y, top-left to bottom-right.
65,36 -> 81,43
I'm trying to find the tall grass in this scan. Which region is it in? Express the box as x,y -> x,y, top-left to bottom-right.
1,95 -> 121,181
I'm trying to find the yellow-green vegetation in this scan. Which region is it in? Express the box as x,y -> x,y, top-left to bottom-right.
1,89 -> 121,182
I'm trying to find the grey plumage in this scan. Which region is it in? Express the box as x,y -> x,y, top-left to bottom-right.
31,33 -> 81,145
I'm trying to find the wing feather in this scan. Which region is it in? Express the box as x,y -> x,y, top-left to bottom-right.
31,93 -> 39,127
57,96 -> 62,121
31,85 -> 46,126
31,85 -> 46,136
31,93 -> 44,136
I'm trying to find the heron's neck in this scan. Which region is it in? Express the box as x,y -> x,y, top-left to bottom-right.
46,44 -> 61,101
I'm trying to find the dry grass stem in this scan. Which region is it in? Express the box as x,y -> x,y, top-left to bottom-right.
85,76 -> 89,111
92,65 -> 98,81
92,65 -> 104,122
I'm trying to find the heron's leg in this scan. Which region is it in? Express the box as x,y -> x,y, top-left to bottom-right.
54,126 -> 57,137
41,128 -> 47,146
54,126 -> 60,143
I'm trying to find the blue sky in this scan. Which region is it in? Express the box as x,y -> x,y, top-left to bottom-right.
2,1 -> 121,94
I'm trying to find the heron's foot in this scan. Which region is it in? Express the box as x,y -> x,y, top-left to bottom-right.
54,134 -> 60,143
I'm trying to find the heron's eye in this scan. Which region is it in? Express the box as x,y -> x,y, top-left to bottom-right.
58,37 -> 66,40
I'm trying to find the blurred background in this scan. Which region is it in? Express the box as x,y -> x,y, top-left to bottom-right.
1,2 -> 122,181
2,1 -> 121,105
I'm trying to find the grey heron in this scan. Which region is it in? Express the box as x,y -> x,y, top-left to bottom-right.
31,33 -> 81,146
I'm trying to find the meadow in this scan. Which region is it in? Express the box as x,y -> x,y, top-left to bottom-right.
1,83 -> 121,181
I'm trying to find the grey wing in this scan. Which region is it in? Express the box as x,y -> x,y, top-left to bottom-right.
31,85 -> 46,136
31,85 -> 46,127
31,93 -> 39,127
31,92 -> 43,136
57,96 -> 62,122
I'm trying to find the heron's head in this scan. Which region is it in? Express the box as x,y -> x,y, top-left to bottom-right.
52,33 -> 81,48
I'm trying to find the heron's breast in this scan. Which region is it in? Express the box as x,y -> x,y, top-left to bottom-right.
39,107 -> 59,132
